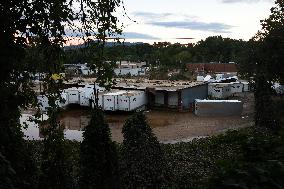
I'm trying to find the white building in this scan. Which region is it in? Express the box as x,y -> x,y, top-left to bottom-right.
114,67 -> 146,76
114,61 -> 146,76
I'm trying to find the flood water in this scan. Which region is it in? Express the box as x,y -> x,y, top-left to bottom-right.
20,101 -> 253,143
21,108 -> 134,142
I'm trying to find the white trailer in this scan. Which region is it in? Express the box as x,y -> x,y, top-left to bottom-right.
83,84 -> 105,93
230,82 -> 244,94
90,92 -> 106,109
208,83 -> 231,99
64,87 -> 82,104
118,91 -> 147,111
102,91 -> 126,111
79,88 -> 93,107
195,99 -> 243,117
37,92 -> 68,112
37,95 -> 49,111
241,82 -> 250,92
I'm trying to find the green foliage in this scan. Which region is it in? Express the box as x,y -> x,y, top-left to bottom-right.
210,160 -> 284,189
39,106 -> 76,188
0,152 -> 16,189
120,112 -> 166,188
258,0 -> 284,83
254,74 -> 280,132
65,36 -> 247,71
79,108 -> 119,189
239,0 -> 284,82
207,128 -> 284,189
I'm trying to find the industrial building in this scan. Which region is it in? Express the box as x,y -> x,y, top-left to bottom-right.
113,80 -> 208,111
114,61 -> 147,76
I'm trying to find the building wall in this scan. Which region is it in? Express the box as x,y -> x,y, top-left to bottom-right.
231,83 -> 244,94
155,92 -> 165,105
181,84 -> 208,109
208,84 -> 231,99
114,68 -> 146,76
168,92 -> 178,106
195,100 -> 243,116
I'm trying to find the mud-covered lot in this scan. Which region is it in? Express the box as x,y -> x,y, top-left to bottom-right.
58,92 -> 254,143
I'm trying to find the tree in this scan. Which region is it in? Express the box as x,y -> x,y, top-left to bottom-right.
257,0 -> 284,83
120,112 -> 166,188
38,86 -> 75,189
79,108 -> 119,189
0,152 -> 16,189
254,74 -> 280,132
0,0 -> 40,188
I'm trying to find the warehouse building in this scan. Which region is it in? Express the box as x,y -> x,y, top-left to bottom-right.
113,80 -> 208,111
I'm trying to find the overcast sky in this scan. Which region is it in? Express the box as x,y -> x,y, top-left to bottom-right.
115,0 -> 274,43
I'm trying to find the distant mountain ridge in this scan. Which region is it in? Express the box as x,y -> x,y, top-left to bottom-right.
64,40 -> 145,50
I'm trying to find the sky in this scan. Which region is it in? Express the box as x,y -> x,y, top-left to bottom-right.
113,0 -> 275,44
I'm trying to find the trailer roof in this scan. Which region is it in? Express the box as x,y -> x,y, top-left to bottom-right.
113,79 -> 207,91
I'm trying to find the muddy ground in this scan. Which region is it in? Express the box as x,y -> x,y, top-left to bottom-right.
58,92 -> 254,143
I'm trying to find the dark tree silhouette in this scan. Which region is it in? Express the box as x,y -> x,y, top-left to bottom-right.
120,112 -> 166,188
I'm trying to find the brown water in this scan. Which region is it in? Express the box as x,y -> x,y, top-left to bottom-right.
21,93 -> 254,143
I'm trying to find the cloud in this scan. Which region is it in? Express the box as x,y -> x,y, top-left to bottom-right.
120,32 -> 160,40
132,11 -> 174,20
147,21 -> 233,33
221,0 -> 272,3
132,11 -> 233,33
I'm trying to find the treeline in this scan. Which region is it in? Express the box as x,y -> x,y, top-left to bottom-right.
64,36 -> 247,68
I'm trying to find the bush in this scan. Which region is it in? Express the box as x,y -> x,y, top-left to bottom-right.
120,112 -> 166,188
79,108 -> 119,189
